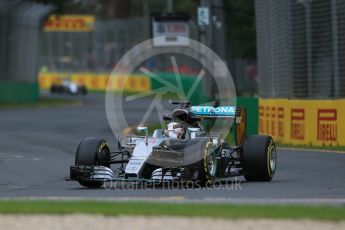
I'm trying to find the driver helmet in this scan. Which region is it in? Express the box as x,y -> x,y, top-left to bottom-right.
166,122 -> 184,139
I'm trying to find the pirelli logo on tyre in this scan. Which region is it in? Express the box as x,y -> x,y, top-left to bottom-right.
290,108 -> 305,141
317,109 -> 337,142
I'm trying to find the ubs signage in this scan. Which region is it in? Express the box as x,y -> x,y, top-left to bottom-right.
151,13 -> 190,47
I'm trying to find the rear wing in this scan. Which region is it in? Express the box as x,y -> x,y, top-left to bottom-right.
191,106 -> 236,118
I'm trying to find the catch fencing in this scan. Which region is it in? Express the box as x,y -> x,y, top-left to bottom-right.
255,0 -> 345,99
40,16 -> 199,73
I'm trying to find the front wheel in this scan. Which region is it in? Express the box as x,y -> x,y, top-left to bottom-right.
74,137 -> 110,188
50,85 -> 56,94
81,86 -> 87,95
242,135 -> 277,181
184,139 -> 218,187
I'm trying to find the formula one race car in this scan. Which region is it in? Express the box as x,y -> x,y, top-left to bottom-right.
50,79 -> 87,95
69,101 -> 277,188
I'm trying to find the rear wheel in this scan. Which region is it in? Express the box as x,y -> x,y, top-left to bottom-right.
242,135 -> 277,181
75,138 -> 110,188
58,86 -> 65,94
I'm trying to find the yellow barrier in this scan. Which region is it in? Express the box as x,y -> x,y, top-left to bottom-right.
259,99 -> 345,146
38,72 -> 150,93
44,15 -> 95,32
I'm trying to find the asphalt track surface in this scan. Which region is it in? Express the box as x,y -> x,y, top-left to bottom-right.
1,93 -> 345,204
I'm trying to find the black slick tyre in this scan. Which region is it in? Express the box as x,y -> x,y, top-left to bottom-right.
185,139 -> 217,187
242,135 -> 277,181
75,138 -> 110,188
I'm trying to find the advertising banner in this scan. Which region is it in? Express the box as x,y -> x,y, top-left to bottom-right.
44,15 -> 95,32
259,99 -> 345,146
38,72 -> 150,92
151,13 -> 190,47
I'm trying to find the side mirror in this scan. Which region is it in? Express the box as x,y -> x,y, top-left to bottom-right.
137,126 -> 148,132
137,126 -> 148,145
187,128 -> 200,139
163,114 -> 172,121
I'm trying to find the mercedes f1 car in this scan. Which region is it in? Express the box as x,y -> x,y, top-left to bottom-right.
69,101 -> 277,188
50,79 -> 87,95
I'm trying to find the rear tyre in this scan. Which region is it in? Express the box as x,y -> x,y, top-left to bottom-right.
58,86 -> 65,94
75,137 -> 110,188
242,135 -> 277,181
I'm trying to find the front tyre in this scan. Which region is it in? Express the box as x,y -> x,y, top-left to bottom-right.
74,138 -> 110,188
242,135 -> 277,181
184,139 -> 218,187
81,86 -> 87,95
202,140 -> 218,184
50,85 -> 56,94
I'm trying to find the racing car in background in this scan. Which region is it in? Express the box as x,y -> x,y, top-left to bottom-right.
69,101 -> 277,188
50,78 -> 87,95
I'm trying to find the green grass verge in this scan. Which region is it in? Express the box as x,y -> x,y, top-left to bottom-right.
0,200 -> 344,221
0,98 -> 80,109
